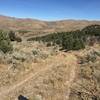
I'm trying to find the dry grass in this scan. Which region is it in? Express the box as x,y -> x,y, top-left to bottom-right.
0,39 -> 100,100
0,41 -> 78,100
69,44 -> 100,100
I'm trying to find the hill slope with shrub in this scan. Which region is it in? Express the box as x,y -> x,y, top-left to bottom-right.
0,15 -> 100,38
28,24 -> 100,51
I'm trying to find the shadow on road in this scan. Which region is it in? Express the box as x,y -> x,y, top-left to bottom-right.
18,95 -> 29,100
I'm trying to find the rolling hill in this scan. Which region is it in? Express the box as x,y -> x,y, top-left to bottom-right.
0,15 -> 100,36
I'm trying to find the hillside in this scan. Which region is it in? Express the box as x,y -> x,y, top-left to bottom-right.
0,16 -> 100,100
0,41 -> 78,100
0,15 -> 100,38
0,41 -> 100,100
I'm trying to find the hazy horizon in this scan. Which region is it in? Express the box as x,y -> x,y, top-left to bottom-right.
1,14 -> 100,22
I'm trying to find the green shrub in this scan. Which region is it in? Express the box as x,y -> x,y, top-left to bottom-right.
8,31 -> 16,41
9,31 -> 22,42
27,24 -> 100,51
15,36 -> 22,42
0,30 -> 13,53
82,24 -> 100,36
46,42 -> 52,47
32,49 -> 39,56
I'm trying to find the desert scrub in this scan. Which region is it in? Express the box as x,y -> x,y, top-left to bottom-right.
32,49 -> 48,59
0,30 -> 13,53
94,50 -> 100,57
8,31 -> 22,42
79,50 -> 97,64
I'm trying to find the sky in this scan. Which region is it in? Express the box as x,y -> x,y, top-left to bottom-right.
0,0 -> 100,20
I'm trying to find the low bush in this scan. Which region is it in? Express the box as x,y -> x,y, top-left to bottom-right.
8,31 -> 16,41
9,31 -> 22,42
0,30 -> 13,53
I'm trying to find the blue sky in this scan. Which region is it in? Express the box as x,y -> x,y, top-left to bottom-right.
0,0 -> 100,20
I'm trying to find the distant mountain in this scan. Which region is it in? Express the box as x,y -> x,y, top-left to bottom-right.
0,15 -> 100,37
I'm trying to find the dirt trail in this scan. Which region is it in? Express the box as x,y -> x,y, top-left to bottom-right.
0,53 -> 78,100
65,55 -> 77,100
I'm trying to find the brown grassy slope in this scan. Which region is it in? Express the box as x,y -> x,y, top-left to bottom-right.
0,15 -> 100,36
0,41 -> 78,100
0,53 -> 78,100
